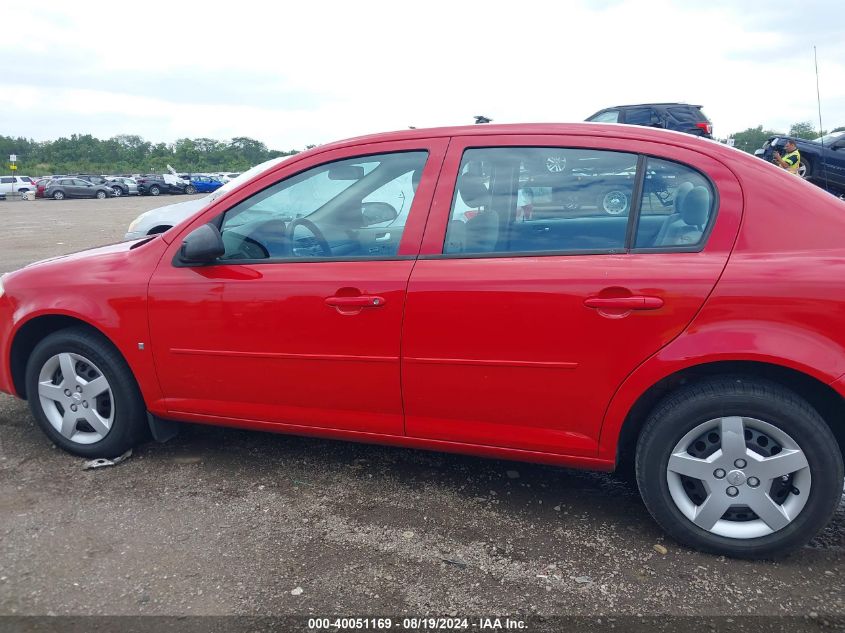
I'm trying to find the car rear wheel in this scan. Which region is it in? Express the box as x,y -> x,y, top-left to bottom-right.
149,185 -> 161,196
598,188 -> 629,215
111,186 -> 122,197
96,190 -> 107,199
636,377 -> 843,558
52,190 -> 65,200
25,328 -> 148,458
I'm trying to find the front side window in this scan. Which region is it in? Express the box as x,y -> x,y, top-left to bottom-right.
444,147 -> 637,255
218,151 -> 428,261
635,157 -> 715,249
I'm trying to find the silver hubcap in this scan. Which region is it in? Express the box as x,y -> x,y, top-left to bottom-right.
666,417 -> 811,539
602,190 -> 628,215
798,163 -> 808,178
37,353 -> 114,444
546,156 -> 566,172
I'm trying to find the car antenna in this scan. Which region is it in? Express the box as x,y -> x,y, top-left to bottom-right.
814,45 -> 832,194
474,115 -> 492,124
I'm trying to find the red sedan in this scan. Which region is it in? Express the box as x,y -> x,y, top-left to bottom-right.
1,124 -> 843,558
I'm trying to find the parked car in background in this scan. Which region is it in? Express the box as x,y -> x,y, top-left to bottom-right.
44,178 -> 115,200
107,177 -> 139,197
136,174 -> 196,196
34,178 -> 52,198
755,131 -> 845,195
586,103 -> 713,138
8,123 -> 838,558
0,176 -> 36,197
125,157 -> 289,239
189,175 -> 224,193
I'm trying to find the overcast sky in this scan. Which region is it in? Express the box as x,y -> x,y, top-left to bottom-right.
2,0 -> 843,150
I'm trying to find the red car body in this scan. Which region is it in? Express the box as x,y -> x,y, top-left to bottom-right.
2,123 -> 845,473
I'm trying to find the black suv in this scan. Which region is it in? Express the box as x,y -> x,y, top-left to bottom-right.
586,103 -> 713,138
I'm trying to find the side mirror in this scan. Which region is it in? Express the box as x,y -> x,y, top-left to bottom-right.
180,223 -> 225,264
361,201 -> 398,225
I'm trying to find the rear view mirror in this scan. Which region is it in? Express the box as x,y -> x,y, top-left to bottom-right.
361,202 -> 398,226
180,223 -> 225,264
328,165 -> 365,180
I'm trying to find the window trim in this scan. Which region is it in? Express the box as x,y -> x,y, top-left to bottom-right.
175,149 -> 432,267
435,147 -> 720,260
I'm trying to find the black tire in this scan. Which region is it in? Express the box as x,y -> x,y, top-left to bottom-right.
96,190 -> 107,199
798,157 -> 813,180
111,186 -> 123,197
52,190 -> 65,200
25,328 -> 148,458
185,185 -> 197,195
636,376 -> 843,558
149,185 -> 161,196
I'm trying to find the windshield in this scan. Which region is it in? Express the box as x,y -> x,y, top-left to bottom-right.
815,131 -> 845,145
208,156 -> 291,201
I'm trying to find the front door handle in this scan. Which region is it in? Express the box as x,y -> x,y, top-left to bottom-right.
325,295 -> 386,309
584,296 -> 664,310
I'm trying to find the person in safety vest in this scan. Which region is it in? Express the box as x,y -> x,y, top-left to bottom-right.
773,140 -> 801,175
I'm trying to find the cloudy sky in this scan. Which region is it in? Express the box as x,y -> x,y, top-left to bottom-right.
2,0 -> 843,150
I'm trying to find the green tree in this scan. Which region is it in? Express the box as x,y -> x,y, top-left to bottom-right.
729,125 -> 779,154
788,121 -> 818,140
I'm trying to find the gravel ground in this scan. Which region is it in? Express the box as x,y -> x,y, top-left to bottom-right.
0,196 -> 843,623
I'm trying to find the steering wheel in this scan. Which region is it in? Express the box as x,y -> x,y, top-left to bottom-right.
285,218 -> 332,257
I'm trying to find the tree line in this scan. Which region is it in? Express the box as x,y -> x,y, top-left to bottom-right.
4,123 -> 843,176
0,134 -> 308,176
729,122 -> 845,154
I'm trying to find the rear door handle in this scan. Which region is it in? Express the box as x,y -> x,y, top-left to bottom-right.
584,296 -> 664,310
325,295 -> 385,309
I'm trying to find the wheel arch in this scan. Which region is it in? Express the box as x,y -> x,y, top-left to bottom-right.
612,360 -> 845,470
10,314 -> 125,399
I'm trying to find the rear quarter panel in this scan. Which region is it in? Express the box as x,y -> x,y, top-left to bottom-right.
599,153 -> 845,461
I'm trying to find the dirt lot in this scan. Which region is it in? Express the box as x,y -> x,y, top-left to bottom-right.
0,196 -> 843,624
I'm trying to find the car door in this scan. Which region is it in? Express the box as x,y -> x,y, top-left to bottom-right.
147,138 -> 448,434
822,138 -> 845,187
72,179 -> 91,197
401,135 -> 742,456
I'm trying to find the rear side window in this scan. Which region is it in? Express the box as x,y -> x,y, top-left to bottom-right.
444,147 -> 637,255
634,157 -> 715,249
0,177 -> 13,184
623,107 -> 656,126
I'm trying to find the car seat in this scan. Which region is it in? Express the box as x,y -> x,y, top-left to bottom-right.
653,185 -> 710,247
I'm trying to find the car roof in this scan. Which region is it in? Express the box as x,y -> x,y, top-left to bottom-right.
308,122 -> 720,156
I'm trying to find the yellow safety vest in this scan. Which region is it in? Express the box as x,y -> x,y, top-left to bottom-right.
782,149 -> 801,175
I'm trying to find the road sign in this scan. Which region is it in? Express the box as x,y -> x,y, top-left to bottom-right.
9,154 -> 16,162
10,164 -> 17,170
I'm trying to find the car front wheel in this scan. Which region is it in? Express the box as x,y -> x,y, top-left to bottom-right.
149,186 -> 161,196
798,158 -> 813,180
25,328 -> 148,458
636,377 -> 843,558
112,186 -> 122,197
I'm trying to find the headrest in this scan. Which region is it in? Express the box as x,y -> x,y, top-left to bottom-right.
458,176 -> 490,208
674,181 -> 694,212
681,186 -> 711,227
